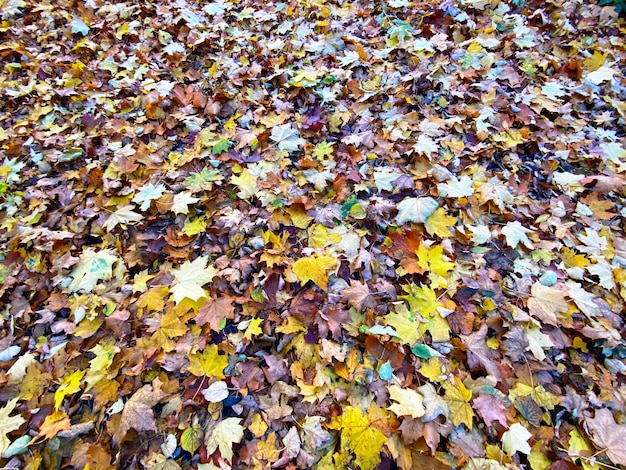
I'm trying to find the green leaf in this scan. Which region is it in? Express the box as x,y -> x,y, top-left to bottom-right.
181,425 -> 203,453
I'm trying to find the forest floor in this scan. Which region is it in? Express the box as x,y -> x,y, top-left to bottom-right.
1,0 -> 626,469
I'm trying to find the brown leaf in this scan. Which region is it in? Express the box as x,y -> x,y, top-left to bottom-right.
585,408 -> 626,465
112,381 -> 168,445
195,296 -> 235,331
342,280 -> 376,311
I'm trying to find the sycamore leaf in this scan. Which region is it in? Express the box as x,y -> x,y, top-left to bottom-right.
387,385 -> 425,418
0,398 -> 26,456
443,376 -> 474,429
396,197 -> 439,225
424,207 -> 456,238
103,205 -> 143,231
585,409 -> 626,465
231,169 -> 258,200
132,182 -> 166,211
329,406 -> 386,470
292,254 -> 338,290
205,418 -> 245,463
341,280 -> 375,311
68,249 -> 119,294
170,256 -> 217,304
171,191 -> 200,215
112,382 -> 167,445
527,282 -> 568,327
502,423 -> 532,456
270,124 -> 305,152
566,281 -> 601,318
501,221 -> 534,249
437,175 -> 474,198
187,345 -> 228,379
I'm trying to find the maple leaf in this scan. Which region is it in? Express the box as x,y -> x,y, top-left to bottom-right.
585,409 -> 626,465
112,381 -> 167,445
329,406 -> 387,470
205,417 -> 245,463
270,124 -> 305,152
54,369 -> 85,409
171,191 -> 200,215
395,196 -> 439,225
443,376 -> 474,429
170,256 -> 217,304
187,345 -> 228,379
501,221 -> 534,249
103,205 -> 143,231
341,280 -> 375,311
387,385 -> 425,418
292,254 -> 338,290
132,182 -> 165,211
473,393 -> 509,428
68,249 -> 119,293
38,410 -> 71,440
0,398 -> 26,456
502,423 -> 532,456
527,282 -> 569,327
425,207 -> 456,238
437,175 -> 474,198
230,169 -> 258,200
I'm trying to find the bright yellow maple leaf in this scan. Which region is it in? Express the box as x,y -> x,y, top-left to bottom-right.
187,345 -> 228,379
292,254 -> 338,289
443,376 -> 474,429
329,406 -> 387,470
385,302 -> 421,345
308,223 -> 342,249
424,207 -> 456,238
244,317 -> 263,340
54,369 -> 86,409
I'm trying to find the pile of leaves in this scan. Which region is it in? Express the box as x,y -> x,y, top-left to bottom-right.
1,0 -> 626,468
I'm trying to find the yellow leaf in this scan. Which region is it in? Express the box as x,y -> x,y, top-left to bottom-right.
443,376 -> 474,429
181,216 -> 207,236
561,247 -> 590,268
159,309 -> 188,339
38,410 -> 70,440
136,286 -> 170,312
417,244 -> 455,277
231,169 -> 257,199
583,50 -> 605,72
308,224 -> 342,249
187,345 -> 228,379
292,254 -> 338,290
387,385 -> 425,418
385,303 -> 421,345
286,205 -> 313,229
181,425 -> 203,453
568,429 -> 600,470
329,406 -> 386,470
244,317 -> 263,340
419,357 -> 447,382
276,316 -> 307,334
132,270 -> 155,293
54,370 -> 86,409
424,207 -> 456,238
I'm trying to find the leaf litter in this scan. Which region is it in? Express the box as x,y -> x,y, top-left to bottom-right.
0,0 -> 625,468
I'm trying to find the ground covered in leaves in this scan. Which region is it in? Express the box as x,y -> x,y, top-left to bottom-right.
1,0 -> 626,468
